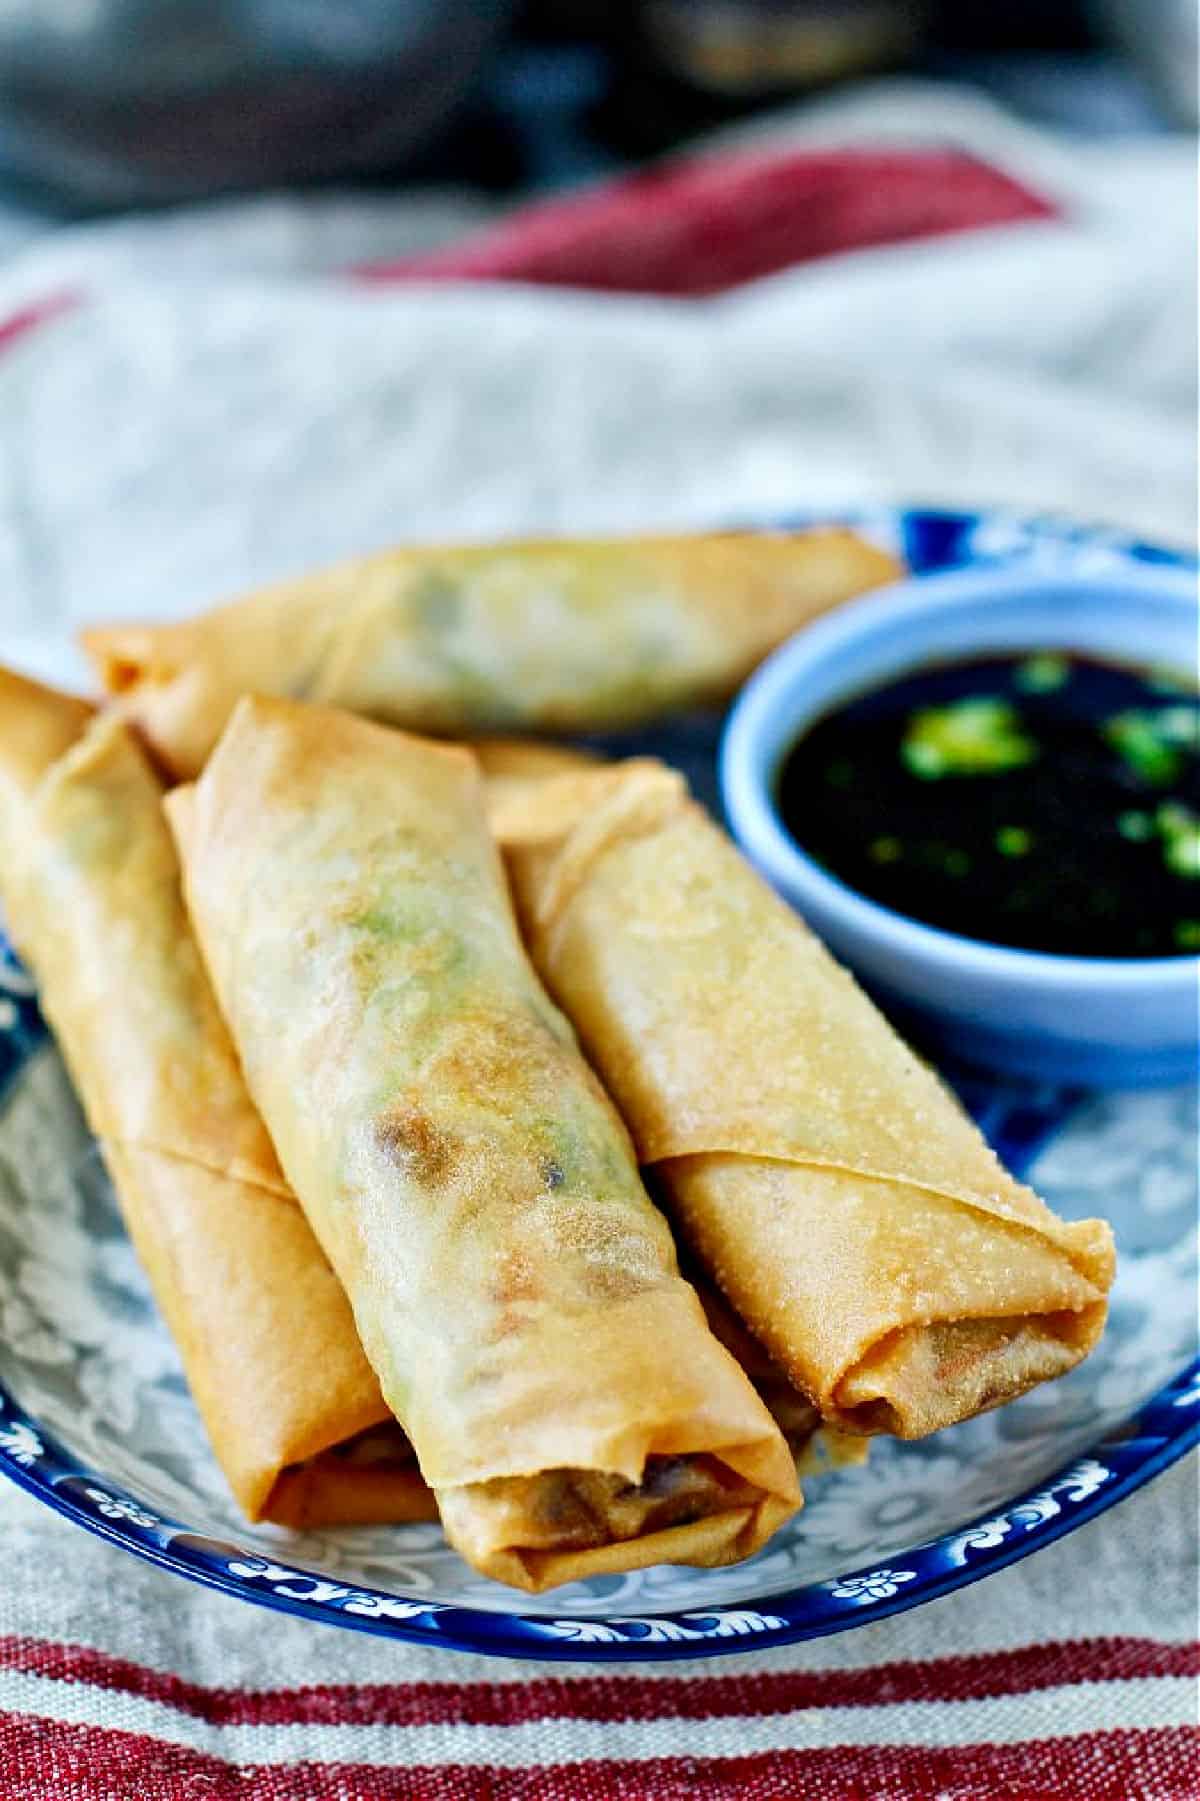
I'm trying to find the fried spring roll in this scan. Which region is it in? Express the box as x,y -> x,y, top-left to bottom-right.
488,760 -> 1116,1440
0,667 -> 433,1527
691,1271 -> 867,1475
476,741 -> 865,1473
167,698 -> 798,1590
82,529 -> 901,779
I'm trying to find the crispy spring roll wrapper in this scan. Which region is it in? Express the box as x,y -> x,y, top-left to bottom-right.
0,666 -> 433,1528
168,698 -> 799,1591
488,760 -> 1116,1441
82,529 -> 901,779
690,1269 -> 867,1476
471,738 -> 602,781
476,744 -> 864,1473
290,1262 -> 843,1528
0,697 -> 803,1535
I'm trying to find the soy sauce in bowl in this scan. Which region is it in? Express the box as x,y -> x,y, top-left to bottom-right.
774,651 -> 1200,959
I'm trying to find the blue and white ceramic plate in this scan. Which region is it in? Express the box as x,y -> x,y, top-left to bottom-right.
0,508 -> 1195,1662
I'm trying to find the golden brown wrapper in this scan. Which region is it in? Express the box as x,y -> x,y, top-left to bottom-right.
0,666 -> 432,1527
690,1267 -> 867,1475
471,739 -> 602,782
265,1424 -> 431,1530
480,743 -> 863,1473
81,529 -> 901,779
283,1256 -> 848,1531
488,758 -> 1116,1440
169,698 -> 798,1591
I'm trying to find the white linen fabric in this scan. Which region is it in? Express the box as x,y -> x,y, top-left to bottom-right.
0,79 -> 1192,693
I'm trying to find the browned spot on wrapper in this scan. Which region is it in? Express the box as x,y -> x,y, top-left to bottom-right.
437,1006 -> 575,1100
490,1249 -> 543,1340
584,1262 -> 658,1303
374,1101 -> 457,1185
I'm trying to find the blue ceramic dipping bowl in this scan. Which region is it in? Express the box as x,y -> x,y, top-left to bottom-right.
721,559 -> 1199,1087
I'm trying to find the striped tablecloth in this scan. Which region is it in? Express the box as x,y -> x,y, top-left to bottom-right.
1,1462 -> 1194,1798
0,80 -> 1194,1797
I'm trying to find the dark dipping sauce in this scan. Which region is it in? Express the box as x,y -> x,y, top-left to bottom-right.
775,651 -> 1200,959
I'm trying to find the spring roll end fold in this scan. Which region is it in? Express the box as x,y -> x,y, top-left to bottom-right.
831,1304 -> 1111,1439
263,1428 -> 439,1530
438,1484 -> 784,1593
81,640 -> 235,787
664,1153 -> 1114,1441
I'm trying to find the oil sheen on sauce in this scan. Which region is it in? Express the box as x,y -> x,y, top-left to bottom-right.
774,651 -> 1200,958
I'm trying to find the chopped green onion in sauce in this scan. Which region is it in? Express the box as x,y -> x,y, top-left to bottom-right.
1117,810 -> 1153,841
1157,804 -> 1200,878
995,825 -> 1033,857
1104,711 -> 1187,786
775,650 -> 1200,958
901,698 -> 1036,779
1015,652 -> 1069,694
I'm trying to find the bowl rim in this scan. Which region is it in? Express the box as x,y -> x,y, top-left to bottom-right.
720,558 -> 1200,991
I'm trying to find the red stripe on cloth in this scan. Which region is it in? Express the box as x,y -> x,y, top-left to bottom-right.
0,1718 -> 1195,1801
357,148 -> 1057,298
0,292 -> 77,354
0,1633 -> 1191,1729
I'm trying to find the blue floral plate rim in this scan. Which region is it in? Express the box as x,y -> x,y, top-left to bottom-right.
0,1350 -> 1195,1662
0,503 -> 1195,1662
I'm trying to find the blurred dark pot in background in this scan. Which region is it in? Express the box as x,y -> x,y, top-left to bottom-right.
0,0 -> 514,211
1091,0 -> 1199,126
